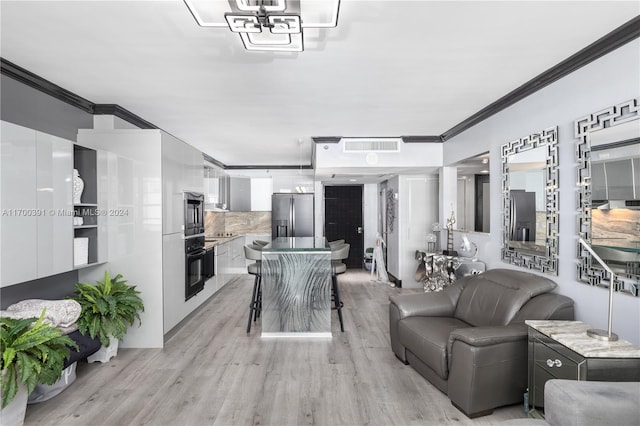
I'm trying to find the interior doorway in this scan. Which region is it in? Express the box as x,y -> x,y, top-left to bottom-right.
324,185 -> 364,268
474,175 -> 490,233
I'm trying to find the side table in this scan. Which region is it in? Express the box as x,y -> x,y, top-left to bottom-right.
526,320 -> 640,418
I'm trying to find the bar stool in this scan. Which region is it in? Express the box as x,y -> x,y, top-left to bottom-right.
330,243 -> 350,332
328,239 -> 345,248
244,243 -> 263,333
253,240 -> 269,247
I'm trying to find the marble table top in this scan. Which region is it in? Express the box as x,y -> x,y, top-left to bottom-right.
526,320 -> 640,358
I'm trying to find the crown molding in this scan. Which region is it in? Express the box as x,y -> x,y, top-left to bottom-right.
441,15 -> 640,141
1,57 -> 94,113
401,135 -> 443,143
92,104 -> 157,130
225,164 -> 313,170
203,153 -> 226,169
3,14 -> 639,156
312,137 -> 341,144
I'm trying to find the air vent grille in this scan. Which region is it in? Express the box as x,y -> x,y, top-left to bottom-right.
342,138 -> 401,152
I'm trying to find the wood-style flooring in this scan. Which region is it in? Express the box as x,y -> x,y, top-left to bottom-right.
23,270 -> 525,426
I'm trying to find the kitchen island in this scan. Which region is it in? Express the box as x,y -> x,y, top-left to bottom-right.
261,237 -> 332,338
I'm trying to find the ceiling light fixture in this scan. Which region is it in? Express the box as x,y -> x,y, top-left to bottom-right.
184,0 -> 340,52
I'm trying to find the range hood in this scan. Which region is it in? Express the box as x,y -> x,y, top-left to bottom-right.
595,199 -> 640,210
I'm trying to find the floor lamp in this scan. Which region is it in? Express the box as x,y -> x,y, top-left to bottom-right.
578,237 -> 619,341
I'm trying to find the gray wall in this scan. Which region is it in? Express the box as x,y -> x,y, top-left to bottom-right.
1,74 -> 94,140
0,74 -> 94,306
442,40 -> 640,344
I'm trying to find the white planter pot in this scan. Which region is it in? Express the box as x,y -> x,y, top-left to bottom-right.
28,362 -> 77,404
0,378 -> 28,426
86,336 -> 119,363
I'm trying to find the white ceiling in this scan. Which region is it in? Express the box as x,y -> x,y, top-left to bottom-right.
1,1 -> 638,168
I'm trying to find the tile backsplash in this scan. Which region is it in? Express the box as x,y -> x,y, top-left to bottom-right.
205,211 -> 271,237
205,212 -> 226,237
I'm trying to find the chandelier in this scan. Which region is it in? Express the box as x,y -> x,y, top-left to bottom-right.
184,0 -> 340,52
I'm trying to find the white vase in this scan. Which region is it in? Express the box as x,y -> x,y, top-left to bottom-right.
86,336 -> 119,363
72,169 -> 84,204
0,377 -> 28,426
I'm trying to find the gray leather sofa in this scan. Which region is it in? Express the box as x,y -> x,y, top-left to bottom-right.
389,269 -> 574,418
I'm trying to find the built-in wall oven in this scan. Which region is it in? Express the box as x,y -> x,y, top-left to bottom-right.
185,235 -> 205,301
184,192 -> 204,236
184,191 -> 205,300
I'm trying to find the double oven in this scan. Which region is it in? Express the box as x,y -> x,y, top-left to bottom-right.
184,192 -> 205,301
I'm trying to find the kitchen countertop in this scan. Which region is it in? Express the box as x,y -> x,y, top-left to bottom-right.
262,237 -> 328,252
204,235 -> 244,250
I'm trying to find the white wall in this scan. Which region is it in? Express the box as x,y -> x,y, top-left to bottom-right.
363,184 -> 379,251
443,40 -> 640,344
251,178 -> 272,211
398,175 -> 439,288
272,174 -> 314,193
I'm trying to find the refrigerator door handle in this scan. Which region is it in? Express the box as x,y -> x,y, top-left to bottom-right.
291,197 -> 295,237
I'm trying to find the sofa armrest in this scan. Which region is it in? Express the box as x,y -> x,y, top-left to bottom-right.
389,291 -> 457,320
544,379 -> 640,426
448,323 -> 528,349
447,324 -> 530,415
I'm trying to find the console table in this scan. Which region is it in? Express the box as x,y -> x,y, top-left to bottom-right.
526,320 -> 640,418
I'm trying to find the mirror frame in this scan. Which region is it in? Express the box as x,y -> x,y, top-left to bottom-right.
575,98 -> 640,296
501,126 -> 559,275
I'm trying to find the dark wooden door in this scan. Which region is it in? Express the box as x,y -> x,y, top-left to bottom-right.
324,185 -> 364,268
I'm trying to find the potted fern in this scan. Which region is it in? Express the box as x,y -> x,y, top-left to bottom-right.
72,271 -> 144,363
1,310 -> 77,425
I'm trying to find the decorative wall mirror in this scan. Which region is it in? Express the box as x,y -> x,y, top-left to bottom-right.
501,127 -> 559,275
455,152 -> 490,233
575,98 -> 640,296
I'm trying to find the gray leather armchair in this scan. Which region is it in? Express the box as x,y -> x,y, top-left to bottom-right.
389,269 -> 574,418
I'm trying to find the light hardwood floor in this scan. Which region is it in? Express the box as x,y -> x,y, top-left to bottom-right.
24,270 -> 525,426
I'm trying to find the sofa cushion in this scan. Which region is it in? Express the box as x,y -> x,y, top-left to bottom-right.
398,316 -> 470,380
453,269 -> 556,327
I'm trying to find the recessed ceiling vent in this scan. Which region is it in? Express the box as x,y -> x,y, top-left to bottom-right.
342,138 -> 401,153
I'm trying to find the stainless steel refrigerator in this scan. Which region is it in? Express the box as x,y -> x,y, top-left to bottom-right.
509,190 -> 536,242
272,193 -> 314,237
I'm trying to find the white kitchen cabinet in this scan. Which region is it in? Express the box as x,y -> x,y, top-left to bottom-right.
162,135 -> 204,234
1,121 -> 75,287
229,177 -> 251,211
162,133 -> 185,235
183,142 -> 204,194
214,237 -> 244,287
215,240 -> 230,286
230,236 -> 246,274
162,232 -> 185,332
37,132 -> 73,277
1,121 -> 39,286
77,127 -> 165,348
